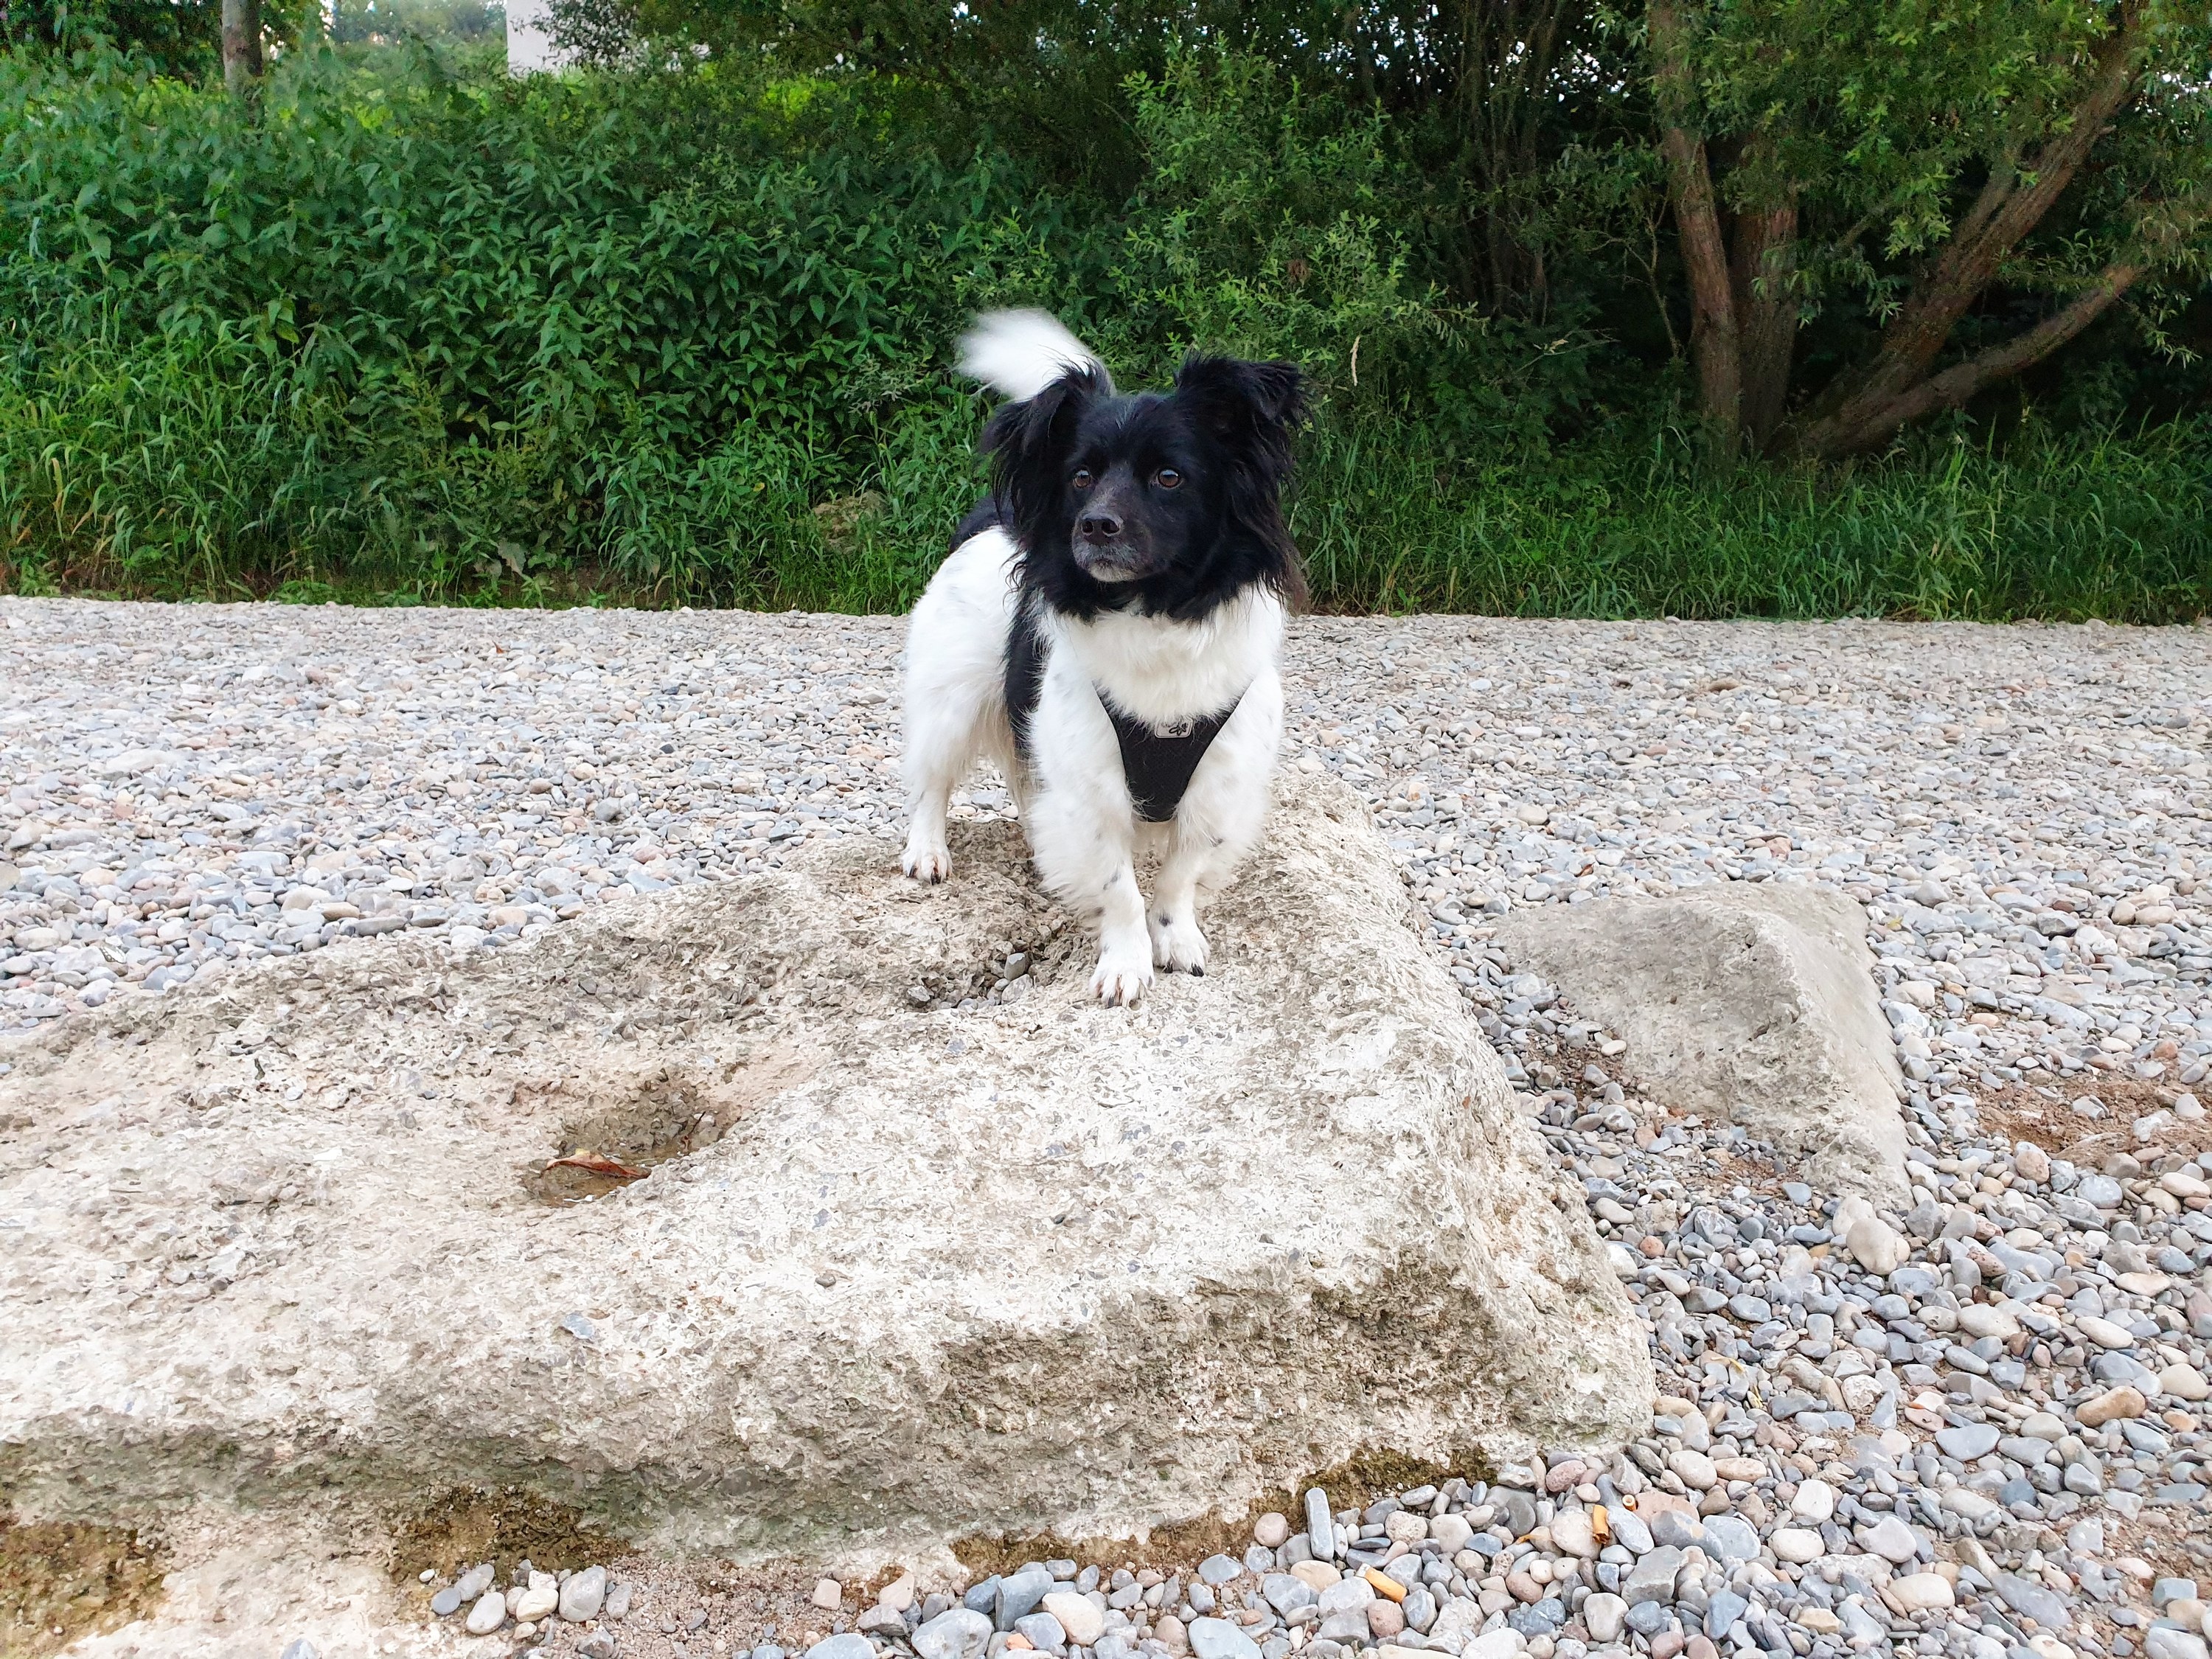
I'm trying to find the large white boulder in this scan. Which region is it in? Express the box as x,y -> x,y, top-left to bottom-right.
0,776 -> 1649,1558
1492,883 -> 1905,1200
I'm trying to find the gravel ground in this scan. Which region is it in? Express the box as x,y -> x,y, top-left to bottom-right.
4,598 -> 2212,1659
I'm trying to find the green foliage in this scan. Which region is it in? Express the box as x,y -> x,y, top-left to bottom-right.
1294,411 -> 2212,620
2,0 -> 220,77
0,37 -> 2204,621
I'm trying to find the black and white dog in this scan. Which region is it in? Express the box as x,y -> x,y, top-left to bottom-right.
900,311 -> 1307,1005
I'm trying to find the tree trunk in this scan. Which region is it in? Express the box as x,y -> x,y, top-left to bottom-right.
1784,4 -> 2146,459
1649,0 -> 1741,465
223,0 -> 263,94
1731,202 -> 1798,453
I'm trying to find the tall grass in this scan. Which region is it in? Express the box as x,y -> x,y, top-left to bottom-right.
1293,415 -> 2212,622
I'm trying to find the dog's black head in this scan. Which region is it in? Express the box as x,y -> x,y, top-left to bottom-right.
981,355 -> 1308,622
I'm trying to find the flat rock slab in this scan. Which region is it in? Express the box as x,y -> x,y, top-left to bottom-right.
1,775 -> 1649,1559
1492,883 -> 1905,1202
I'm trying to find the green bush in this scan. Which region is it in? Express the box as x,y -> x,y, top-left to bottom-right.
0,44 -> 2204,622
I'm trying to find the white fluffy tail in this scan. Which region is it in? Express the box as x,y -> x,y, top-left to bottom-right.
956,309 -> 1112,401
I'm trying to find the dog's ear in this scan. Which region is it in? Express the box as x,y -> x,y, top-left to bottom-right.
1173,355 -> 1307,482
1173,355 -> 1308,611
981,365 -> 1103,537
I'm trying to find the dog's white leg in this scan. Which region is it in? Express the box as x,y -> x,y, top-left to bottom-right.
1147,829 -> 1213,974
1091,858 -> 1153,1005
1029,809 -> 1152,1005
1024,751 -> 1153,1006
1147,672 -> 1284,972
900,529 -> 1019,883
900,783 -> 956,883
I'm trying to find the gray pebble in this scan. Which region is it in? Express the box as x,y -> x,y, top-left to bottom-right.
1187,1617 -> 1262,1659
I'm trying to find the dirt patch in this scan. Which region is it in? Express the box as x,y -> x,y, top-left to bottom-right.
0,1519 -> 166,1659
518,1066 -> 721,1205
951,1445 -> 1492,1579
1970,1078 -> 2211,1167
387,1486 -> 630,1586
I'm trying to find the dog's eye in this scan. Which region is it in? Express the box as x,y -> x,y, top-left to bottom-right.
1155,468 -> 1183,490
1071,468 -> 1094,490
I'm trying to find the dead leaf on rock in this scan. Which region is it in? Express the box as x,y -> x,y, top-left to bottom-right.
543,1151 -> 643,1180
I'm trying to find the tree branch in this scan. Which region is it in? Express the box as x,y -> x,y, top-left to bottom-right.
1801,262 -> 2144,457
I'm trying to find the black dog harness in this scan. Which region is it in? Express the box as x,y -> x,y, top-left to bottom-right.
1105,690 -> 1245,822
1005,597 -> 1243,823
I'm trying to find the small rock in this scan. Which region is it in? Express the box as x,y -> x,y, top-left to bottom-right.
511,1574 -> 558,1624
914,1607 -> 994,1659
1015,1611 -> 1067,1655
1197,1555 -> 1244,1587
2159,1364 -> 2210,1402
1429,1514 -> 1473,1554
1583,1593 -> 1627,1644
2079,1385 -> 2149,1427
2014,1140 -> 2051,1181
1045,1592 -> 1105,1646
1957,1304 -> 2020,1341
880,1573 -> 917,1613
1261,1576 -> 1317,1618
561,1565 -> 608,1622
1790,1479 -> 1837,1523
2079,1315 -> 2135,1350
455,1564 -> 495,1602
2145,1632 -> 2211,1659
1367,1599 -> 1406,1639
806,1636 -> 876,1659
813,1579 -> 844,1612
466,1590 -> 509,1635
431,1585 -> 465,1618
997,1569 -> 1053,1631
1771,1529 -> 1824,1565
1993,1573 -> 2073,1630
2076,1174 -> 2125,1208
1254,1512 -> 1290,1549
1548,1509 -> 1596,1558
1846,1218 -> 1909,1275
1305,1489 -> 1334,1559
1669,1449 -> 1717,1490
1937,1424 -> 2002,1460
1859,1516 -> 1921,1563
1318,1579 -> 1374,1617
1700,1515 -> 1757,1563
279,1643 -> 319,1659
1607,1508 -> 1654,1554
1890,1575 -> 1955,1614
605,1582 -> 633,1621
1624,1548 -> 1684,1607
1290,1562 -> 1340,1592
579,1633 -> 618,1659
1189,1616 -> 1263,1659
1383,1510 -> 1427,1543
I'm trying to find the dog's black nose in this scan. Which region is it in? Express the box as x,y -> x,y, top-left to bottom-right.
1078,512 -> 1123,543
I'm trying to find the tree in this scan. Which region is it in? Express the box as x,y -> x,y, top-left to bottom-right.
1650,0 -> 2212,462
223,0 -> 262,89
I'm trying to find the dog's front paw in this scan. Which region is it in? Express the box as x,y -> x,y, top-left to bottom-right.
1090,943 -> 1154,1006
1149,910 -> 1209,974
901,836 -> 952,883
